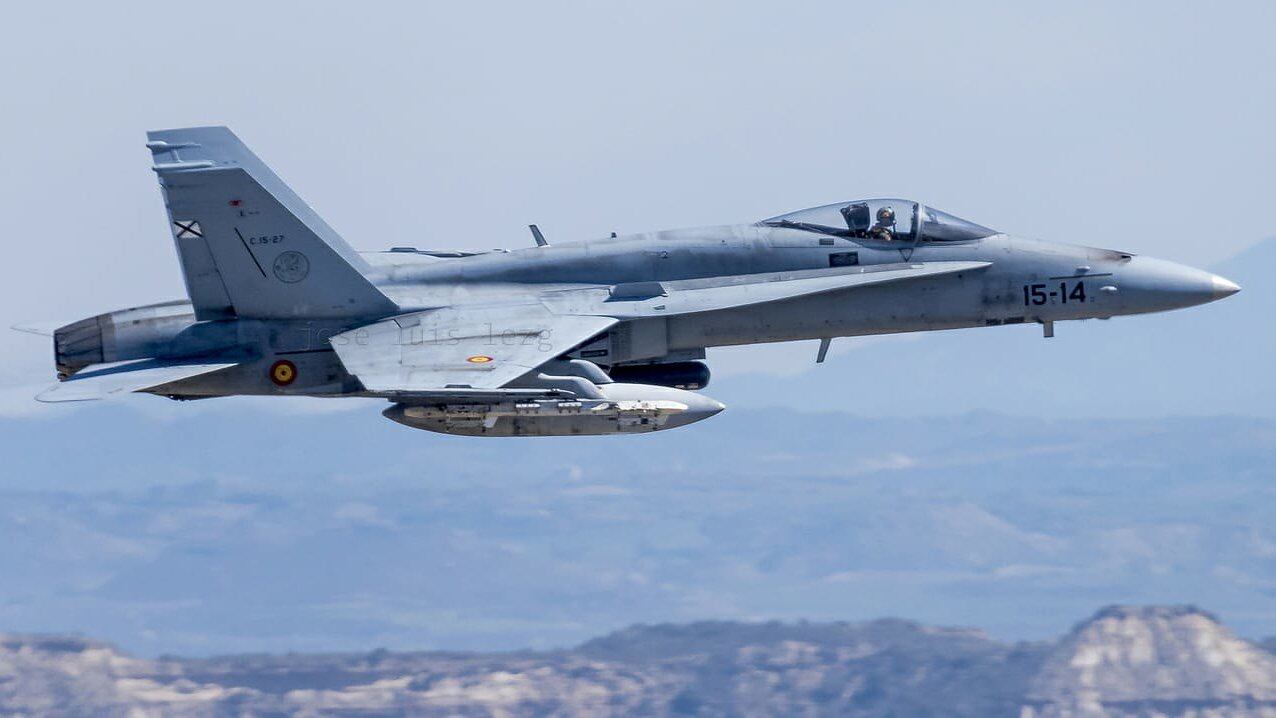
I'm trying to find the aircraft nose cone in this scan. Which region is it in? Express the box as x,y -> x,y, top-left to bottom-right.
1116,256 -> 1239,313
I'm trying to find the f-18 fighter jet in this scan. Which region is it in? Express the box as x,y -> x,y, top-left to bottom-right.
21,128 -> 1240,436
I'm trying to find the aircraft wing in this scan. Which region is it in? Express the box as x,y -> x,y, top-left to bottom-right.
36,359 -> 238,403
332,262 -> 983,393
330,303 -> 616,392
543,261 -> 991,318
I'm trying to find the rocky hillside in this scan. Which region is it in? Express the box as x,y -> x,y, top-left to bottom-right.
1023,606 -> 1276,717
0,606 -> 1274,717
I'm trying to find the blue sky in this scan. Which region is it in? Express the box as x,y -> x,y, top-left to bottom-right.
2,1 -> 1274,399
0,1 -> 1274,656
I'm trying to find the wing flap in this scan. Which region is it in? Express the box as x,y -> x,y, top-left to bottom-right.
543,261 -> 991,318
331,304 -> 615,392
36,359 -> 237,403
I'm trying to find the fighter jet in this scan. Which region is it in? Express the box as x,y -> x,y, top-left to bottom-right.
20,127 -> 1240,436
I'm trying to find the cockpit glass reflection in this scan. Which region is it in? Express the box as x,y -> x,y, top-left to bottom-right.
760,199 -> 996,243
918,206 -> 997,242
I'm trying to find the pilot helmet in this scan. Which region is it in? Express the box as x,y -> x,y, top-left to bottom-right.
876,206 -> 896,224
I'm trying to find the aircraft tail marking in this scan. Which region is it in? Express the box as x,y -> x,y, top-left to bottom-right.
147,126 -> 398,321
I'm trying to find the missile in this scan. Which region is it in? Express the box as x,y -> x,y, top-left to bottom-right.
382,383 -> 724,437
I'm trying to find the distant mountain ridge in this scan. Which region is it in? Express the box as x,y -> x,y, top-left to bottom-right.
3,606 -> 1275,717
0,406 -> 1274,656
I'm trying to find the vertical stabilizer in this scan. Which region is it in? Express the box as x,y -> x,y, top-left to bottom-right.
147,126 -> 397,320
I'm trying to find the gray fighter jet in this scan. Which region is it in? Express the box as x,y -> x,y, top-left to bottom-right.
21,127 -> 1240,436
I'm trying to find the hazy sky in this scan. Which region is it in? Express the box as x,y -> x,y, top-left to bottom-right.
2,0 -> 1273,390
0,2 -> 1274,657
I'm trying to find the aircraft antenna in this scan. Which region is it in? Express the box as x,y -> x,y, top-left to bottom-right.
529,225 -> 548,247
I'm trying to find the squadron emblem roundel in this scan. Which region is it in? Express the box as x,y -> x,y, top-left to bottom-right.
272,251 -> 310,283
270,360 -> 297,386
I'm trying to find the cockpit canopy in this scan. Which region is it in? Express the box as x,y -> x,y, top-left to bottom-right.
759,198 -> 997,243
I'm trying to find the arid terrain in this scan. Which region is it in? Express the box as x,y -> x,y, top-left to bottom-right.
2,606 -> 1274,717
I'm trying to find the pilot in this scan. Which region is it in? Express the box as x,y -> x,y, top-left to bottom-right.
869,206 -> 896,241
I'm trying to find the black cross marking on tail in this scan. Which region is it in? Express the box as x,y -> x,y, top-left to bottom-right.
173,220 -> 203,239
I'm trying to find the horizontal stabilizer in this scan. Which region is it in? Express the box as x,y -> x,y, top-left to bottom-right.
36,359 -> 237,403
11,321 -> 63,337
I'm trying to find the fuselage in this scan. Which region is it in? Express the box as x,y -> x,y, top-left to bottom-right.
58,214 -> 1238,405
364,224 -> 1236,354
48,129 -> 1241,435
